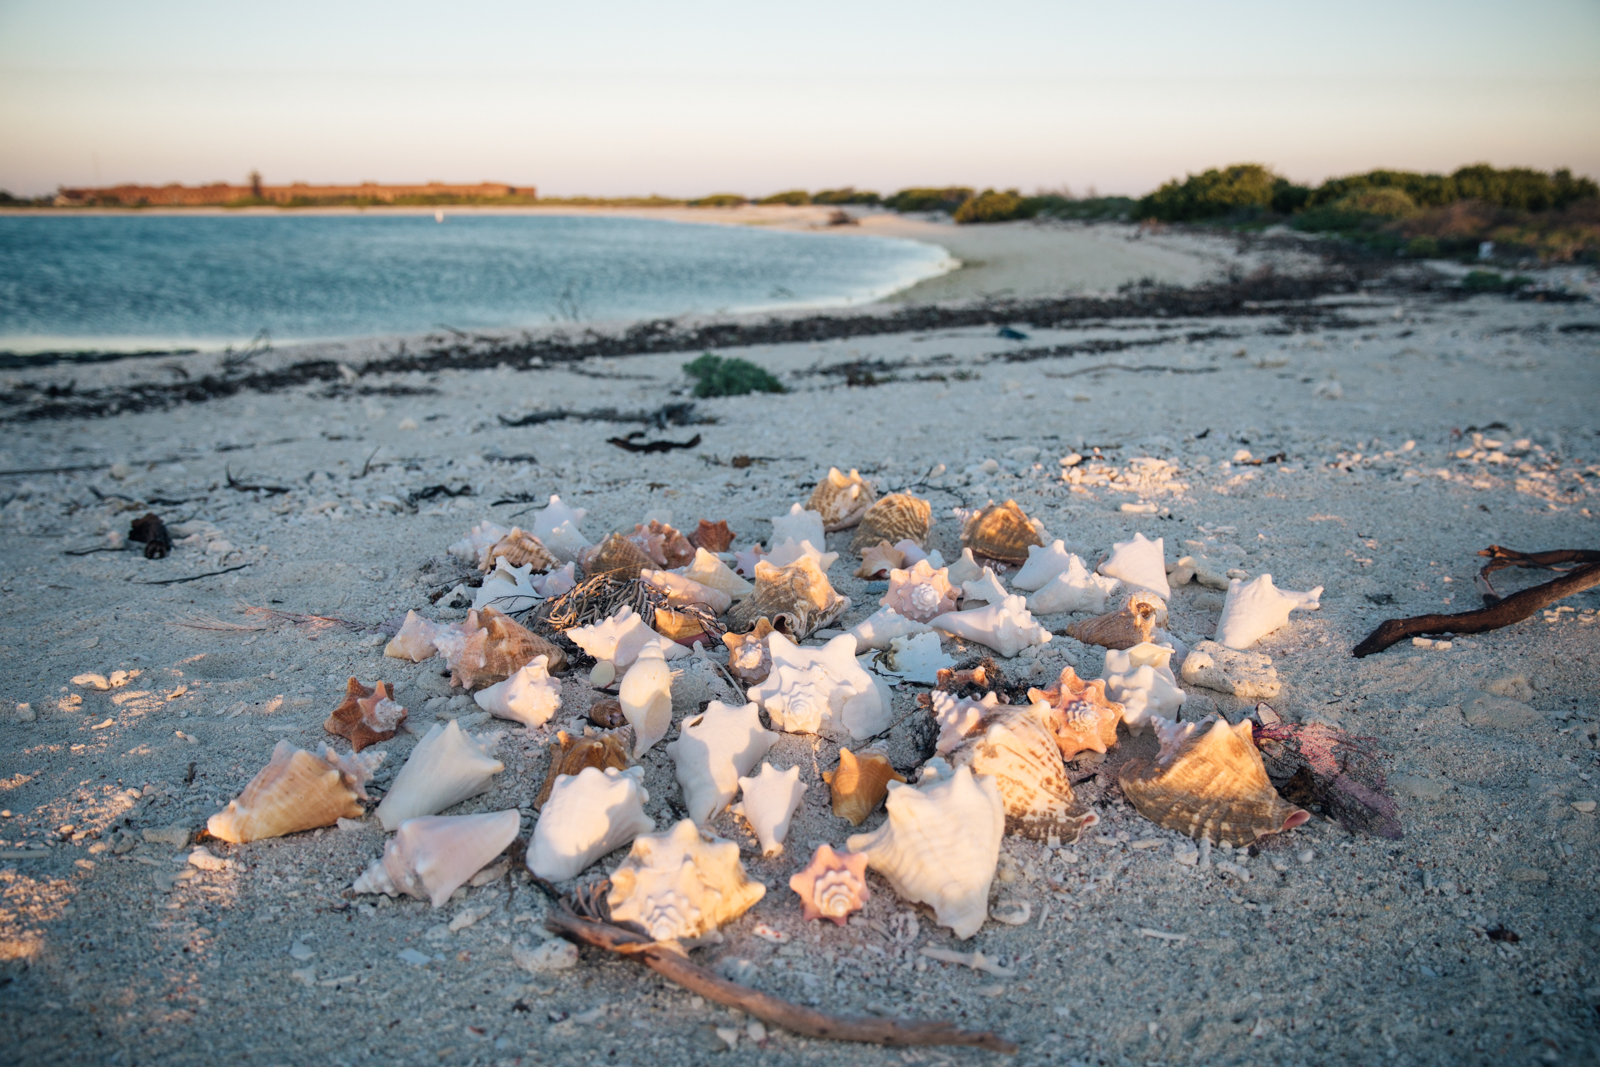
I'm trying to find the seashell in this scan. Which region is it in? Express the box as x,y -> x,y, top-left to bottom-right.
208,741 -> 381,844
724,556 -> 849,640
881,559 -> 958,623
531,495 -> 591,563
352,809 -> 520,908
733,763 -> 806,856
325,677 -> 407,752
681,547 -> 753,601
958,499 -> 1045,564
850,493 -> 932,554
960,567 -> 1010,606
1118,716 -> 1310,846
942,547 -> 984,587
435,607 -> 566,690
1063,591 -> 1165,650
765,537 -> 839,574
606,819 -> 767,942
895,540 -> 945,570
876,632 -> 955,685
928,595 -> 1052,658
627,520 -> 695,569
472,557 -> 540,614
578,532 -> 654,582
687,518 -> 735,553
732,542 -> 767,578
665,700 -> 778,824
534,561 -> 578,598
479,527 -> 558,573
588,696 -> 627,729
566,605 -> 690,672
619,643 -> 676,758
822,745 -> 904,824
789,844 -> 871,925
748,632 -> 889,739
640,568 -> 732,614
808,467 -> 879,531
1098,532 -> 1170,599
723,618 -> 777,685
1213,574 -> 1323,650
916,755 -> 955,786
375,720 -> 504,831
1011,540 -> 1081,591
846,605 -> 932,652
845,764 -> 1004,939
944,700 -> 1098,842
533,727 -> 632,809
930,690 -> 1000,754
854,540 -> 905,579
527,766 -> 653,881
1025,555 -> 1121,615
1027,666 -> 1124,760
473,654 -> 562,727
1103,640 -> 1177,675
385,610 -> 449,662
449,520 -> 510,565
1179,640 -> 1280,699
770,503 -> 826,550
1103,643 -> 1185,732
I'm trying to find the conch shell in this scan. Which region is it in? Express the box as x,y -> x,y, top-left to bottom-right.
473,654 -> 562,727
943,700 -> 1097,842
566,605 -> 688,672
1025,555 -> 1121,615
958,499 -> 1044,564
789,844 -> 871,925
1063,591 -> 1165,650
681,547 -> 753,601
1118,716 -> 1310,847
480,527 -> 558,573
823,745 -> 904,825
449,520 -> 510,567
528,766 -> 653,882
628,520 -> 696,569
846,765 -> 1004,939
324,677 -> 406,752
687,518 -> 735,553
1011,540 -> 1080,591
748,632 -> 889,740
733,763 -> 806,856
385,610 -> 450,662
534,727 -> 633,809
352,809 -> 520,908
531,495 -> 591,563
723,618 -> 776,685
807,467 -> 878,531
665,700 -> 777,825
640,568 -> 732,613
435,607 -> 567,689
846,605 -> 932,652
1098,532 -> 1170,599
578,532 -> 654,581
930,690 -> 1000,754
724,556 -> 849,640
881,559 -> 958,623
606,819 -> 767,942
854,540 -> 905,579
619,643 -> 676,757
1027,666 -> 1124,760
1213,573 -> 1323,650
927,595 -> 1052,658
1102,642 -> 1184,732
207,741 -> 380,844
850,493 -> 932,554
375,720 -> 504,831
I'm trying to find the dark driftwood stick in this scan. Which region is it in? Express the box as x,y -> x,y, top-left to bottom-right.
544,911 -> 1018,1053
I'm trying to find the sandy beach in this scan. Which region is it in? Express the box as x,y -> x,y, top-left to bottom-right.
1,227 -> 1598,1067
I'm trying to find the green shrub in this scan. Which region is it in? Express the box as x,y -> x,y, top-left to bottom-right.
953,189 -> 1036,224
813,187 -> 881,205
1135,164 -> 1281,222
1270,179 -> 1312,215
681,353 -> 786,398
884,187 -> 974,214
758,190 -> 810,206
1406,235 -> 1440,257
1029,195 -> 1136,221
1461,270 -> 1533,294
688,193 -> 748,208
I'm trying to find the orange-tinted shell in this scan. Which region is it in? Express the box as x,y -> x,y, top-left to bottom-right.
324,677 -> 407,752
960,499 -> 1044,565
629,520 -> 695,569
724,556 -> 848,639
1063,592 -> 1164,650
653,606 -> 708,643
789,844 -> 871,925
688,519 -> 735,553
823,747 -> 905,825
850,493 -> 932,554
807,467 -> 878,532
579,533 -> 654,581
533,728 -> 633,809
1028,666 -> 1124,759
449,607 -> 567,689
480,527 -> 558,573
206,742 -> 374,844
945,700 -> 1097,842
854,541 -> 905,579
724,618 -> 777,685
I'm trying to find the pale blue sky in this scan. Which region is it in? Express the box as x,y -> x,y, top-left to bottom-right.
1,0 -> 1596,197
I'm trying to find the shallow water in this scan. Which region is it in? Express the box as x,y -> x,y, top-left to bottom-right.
0,212 -> 950,353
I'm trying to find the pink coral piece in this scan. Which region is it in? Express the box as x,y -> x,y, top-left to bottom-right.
789,844 -> 871,925
881,559 -> 958,623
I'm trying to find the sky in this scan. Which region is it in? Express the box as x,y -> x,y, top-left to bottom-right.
1,0 -> 1597,199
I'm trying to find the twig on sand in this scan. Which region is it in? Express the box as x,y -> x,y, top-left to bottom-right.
542,907 -> 1017,1053
224,466 -> 290,495
1353,545 -> 1600,657
241,603 -> 362,631
1042,364 -> 1219,379
138,563 -> 252,586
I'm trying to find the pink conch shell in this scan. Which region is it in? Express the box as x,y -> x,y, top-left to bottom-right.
881,559 -> 958,623
789,844 -> 871,925
385,610 -> 451,662
435,607 -> 566,689
1027,666 -> 1125,760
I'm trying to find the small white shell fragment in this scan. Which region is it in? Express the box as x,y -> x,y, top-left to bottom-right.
513,939 -> 579,972
751,923 -> 791,944
990,899 -> 1032,925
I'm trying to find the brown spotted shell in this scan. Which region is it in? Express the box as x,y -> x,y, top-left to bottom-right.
448,606 -> 568,689
724,618 -> 777,685
849,493 -> 932,554
1118,717 -> 1309,847
533,728 -> 633,810
960,499 -> 1044,565
1027,666 -> 1124,760
479,527 -> 558,573
724,556 -> 848,640
945,700 -> 1096,842
628,521 -> 695,569
579,533 -> 654,582
687,519 -> 735,553
324,677 -> 407,752
1063,591 -> 1165,650
823,747 -> 904,825
807,467 -> 878,532
588,697 -> 627,730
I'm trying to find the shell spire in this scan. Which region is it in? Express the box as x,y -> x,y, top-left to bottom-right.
724,556 -> 849,640
789,844 -> 871,925
1027,666 -> 1125,760
606,819 -> 767,943
850,493 -> 933,555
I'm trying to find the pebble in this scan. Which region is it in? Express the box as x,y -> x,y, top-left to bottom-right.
335,817 -> 366,832
747,1021 -> 767,1043
1571,801 -> 1596,814
14,703 -> 34,722
714,1027 -> 740,1050
1296,848 -> 1315,864
990,900 -> 1032,925
397,948 -> 432,966
187,846 -> 228,871
143,824 -> 192,847
289,941 -> 315,961
1173,847 -> 1199,867
511,939 -> 578,972
448,905 -> 493,932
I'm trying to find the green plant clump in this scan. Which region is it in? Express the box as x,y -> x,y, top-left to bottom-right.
1135,164 -> 1286,222
884,187 -> 974,214
812,187 -> 881,205
953,189 -> 1036,224
682,353 -> 786,398
688,193 -> 748,208
758,190 -> 811,206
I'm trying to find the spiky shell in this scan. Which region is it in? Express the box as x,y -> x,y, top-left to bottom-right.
854,540 -> 905,579
723,618 -> 777,685
207,741 -> 379,843
480,527 -> 559,573
1213,573 -> 1323,650
881,559 -> 959,623
324,677 -> 406,752
353,809 -> 520,908
534,728 -> 633,809
959,499 -> 1044,565
944,701 -> 1097,842
439,607 -> 567,689
1063,592 -> 1165,650
385,610 -> 447,662
606,819 -> 767,942
808,467 -> 879,531
628,520 -> 696,569
850,493 -> 932,554
665,700 -> 778,826
823,746 -> 904,825
1027,666 -> 1125,760
687,519 -> 735,553
681,547 -> 754,601
735,763 -> 806,856
724,556 -> 849,640
1118,717 -> 1310,847
789,844 -> 871,925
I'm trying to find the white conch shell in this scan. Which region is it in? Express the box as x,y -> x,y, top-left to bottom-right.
385,610 -> 448,662
352,809 -> 520,908
681,547 -> 753,601
1011,540 -> 1081,591
566,606 -> 689,671
472,557 -> 541,613
1214,574 -> 1323,649
928,595 -> 1052,658
375,721 -> 504,832
734,763 -> 806,856
747,632 -> 889,740
846,765 -> 1004,939
943,547 -> 984,587
1103,650 -> 1186,733
930,690 -> 1000,754
606,819 -> 767,942
207,741 -> 381,844
474,654 -> 562,727
881,559 -> 959,623
943,700 -> 1097,842
765,537 -> 839,574
895,541 -> 946,570
1025,555 -> 1121,614
531,495 -> 591,563
770,503 -> 826,551
1104,640 -> 1176,675
876,632 -> 954,684
640,568 -> 733,613
1098,532 -> 1170,599
533,561 -> 577,597
619,643 -> 675,758
666,701 -> 777,825
845,605 -> 932,651
527,766 -> 654,882
448,520 -> 510,565
960,567 -> 1010,606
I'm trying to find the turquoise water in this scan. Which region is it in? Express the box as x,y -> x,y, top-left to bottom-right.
0,212 -> 950,353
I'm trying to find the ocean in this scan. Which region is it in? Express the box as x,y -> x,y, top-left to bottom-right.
0,212 -> 952,354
